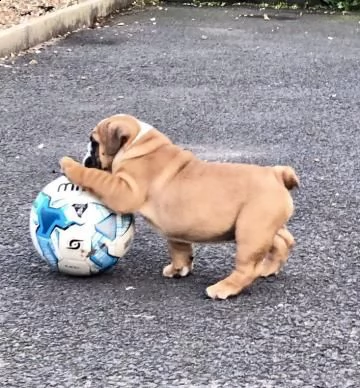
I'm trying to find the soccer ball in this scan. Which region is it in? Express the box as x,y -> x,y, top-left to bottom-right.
29,175 -> 135,276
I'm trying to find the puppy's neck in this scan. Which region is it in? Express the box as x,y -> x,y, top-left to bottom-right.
112,114 -> 153,146
132,119 -> 153,144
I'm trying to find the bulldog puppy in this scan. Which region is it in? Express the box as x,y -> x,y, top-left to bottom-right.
60,114 -> 299,300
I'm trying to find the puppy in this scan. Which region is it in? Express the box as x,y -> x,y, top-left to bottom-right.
60,114 -> 299,300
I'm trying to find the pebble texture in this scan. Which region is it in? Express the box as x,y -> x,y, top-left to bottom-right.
0,6 -> 359,388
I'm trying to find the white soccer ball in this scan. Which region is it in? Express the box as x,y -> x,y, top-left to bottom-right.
29,175 -> 135,276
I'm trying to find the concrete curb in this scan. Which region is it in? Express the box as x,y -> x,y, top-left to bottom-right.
0,0 -> 133,58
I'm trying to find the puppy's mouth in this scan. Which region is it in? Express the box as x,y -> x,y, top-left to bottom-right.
83,138 -> 101,169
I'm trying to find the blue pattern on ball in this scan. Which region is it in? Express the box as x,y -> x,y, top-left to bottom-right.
34,192 -> 79,239
32,192 -> 79,269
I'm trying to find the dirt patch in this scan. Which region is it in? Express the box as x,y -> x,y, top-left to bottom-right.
0,0 -> 78,30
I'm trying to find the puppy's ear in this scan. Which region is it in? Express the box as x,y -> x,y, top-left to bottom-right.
101,121 -> 131,156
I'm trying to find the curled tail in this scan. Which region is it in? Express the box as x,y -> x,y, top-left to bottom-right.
273,166 -> 299,190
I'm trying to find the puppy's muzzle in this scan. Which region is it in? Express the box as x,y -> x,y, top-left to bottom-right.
82,140 -> 101,169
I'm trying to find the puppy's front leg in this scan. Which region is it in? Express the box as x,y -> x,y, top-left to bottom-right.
60,157 -> 143,214
163,241 -> 194,278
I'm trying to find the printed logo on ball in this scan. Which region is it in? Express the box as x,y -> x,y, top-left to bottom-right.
66,239 -> 83,250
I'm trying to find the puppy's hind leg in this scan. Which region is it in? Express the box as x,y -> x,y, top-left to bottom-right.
256,227 -> 295,278
206,202 -> 282,300
163,241 -> 194,278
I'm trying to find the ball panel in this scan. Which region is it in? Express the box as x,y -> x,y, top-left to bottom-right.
95,213 -> 117,240
107,221 -> 135,258
89,244 -> 118,271
57,258 -> 93,276
36,234 -> 59,270
29,208 -> 43,259
57,224 -> 92,261
34,192 -> 80,239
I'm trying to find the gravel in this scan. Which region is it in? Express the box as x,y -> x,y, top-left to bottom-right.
0,0 -> 77,29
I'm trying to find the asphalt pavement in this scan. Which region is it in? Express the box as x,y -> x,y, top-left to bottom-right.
0,5 -> 359,388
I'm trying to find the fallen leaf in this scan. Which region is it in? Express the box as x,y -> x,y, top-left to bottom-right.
29,59 -> 38,65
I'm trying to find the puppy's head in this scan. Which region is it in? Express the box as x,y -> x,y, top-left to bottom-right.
83,114 -> 145,171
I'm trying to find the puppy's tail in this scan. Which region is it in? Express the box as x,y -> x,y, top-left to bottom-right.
273,166 -> 299,190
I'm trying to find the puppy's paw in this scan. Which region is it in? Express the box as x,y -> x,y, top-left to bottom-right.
60,156 -> 80,173
59,156 -> 85,186
205,280 -> 240,300
162,263 -> 193,278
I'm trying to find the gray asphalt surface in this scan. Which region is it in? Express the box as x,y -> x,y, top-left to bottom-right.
1,5 -> 360,388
